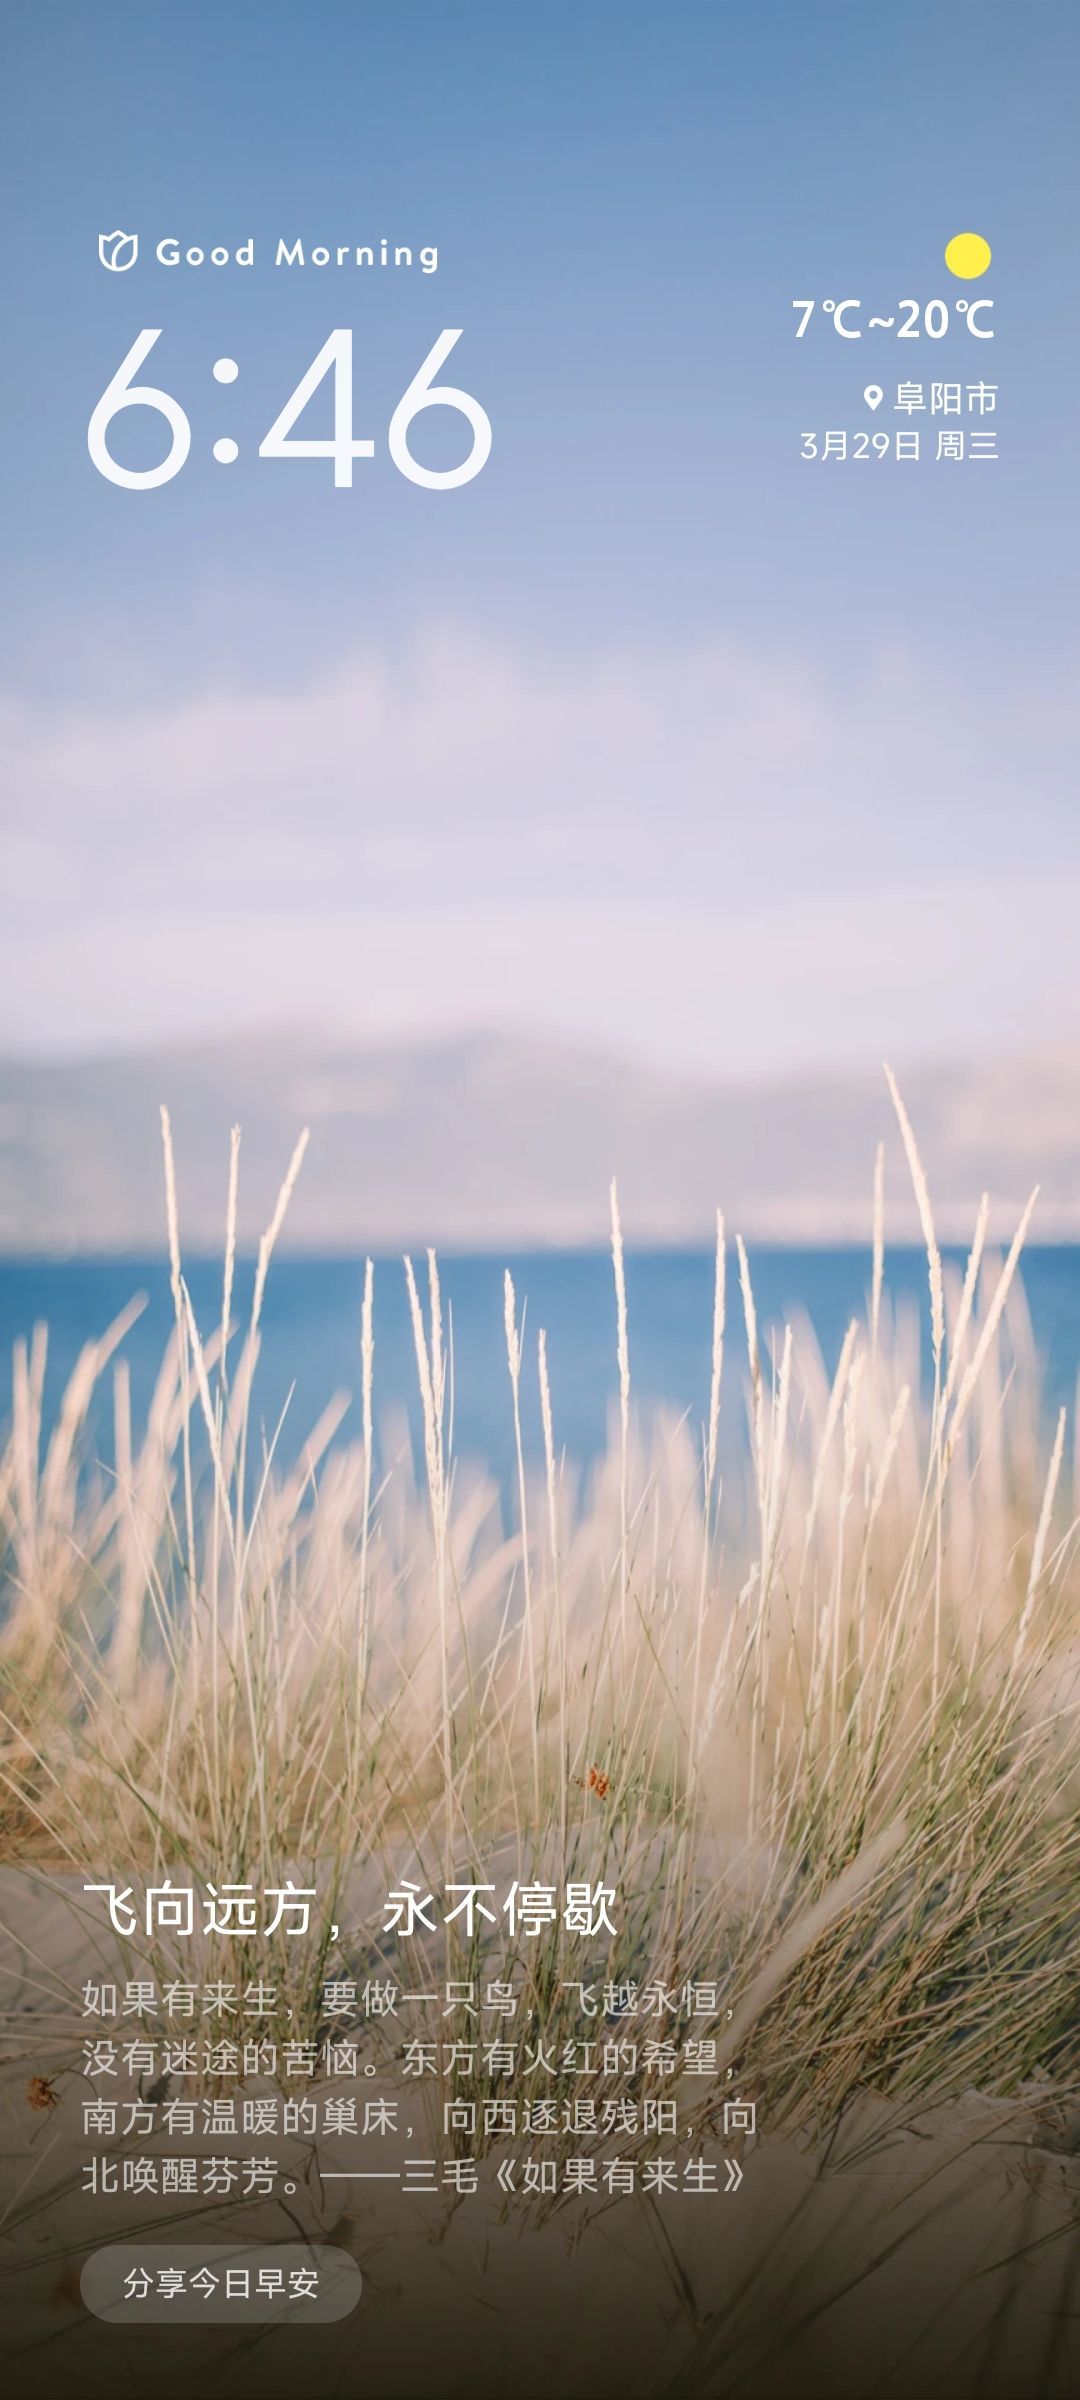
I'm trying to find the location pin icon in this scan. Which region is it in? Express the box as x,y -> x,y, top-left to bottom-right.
863,385 -> 884,411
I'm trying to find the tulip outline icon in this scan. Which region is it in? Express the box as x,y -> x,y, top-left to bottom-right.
98,230 -> 138,271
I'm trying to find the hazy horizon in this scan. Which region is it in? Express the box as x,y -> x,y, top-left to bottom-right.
1,1025 -> 1077,1251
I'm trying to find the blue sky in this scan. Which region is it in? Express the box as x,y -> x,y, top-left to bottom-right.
2,2 -> 1077,1070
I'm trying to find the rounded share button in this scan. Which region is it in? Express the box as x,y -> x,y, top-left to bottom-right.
81,2243 -> 362,2324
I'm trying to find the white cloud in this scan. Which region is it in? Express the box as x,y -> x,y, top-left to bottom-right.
1,627 -> 1076,1065
1,878 -> 1077,1078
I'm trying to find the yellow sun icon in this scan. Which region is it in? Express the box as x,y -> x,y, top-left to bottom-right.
945,232 -> 992,280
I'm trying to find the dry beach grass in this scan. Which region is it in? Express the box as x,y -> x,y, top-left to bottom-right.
0,1088 -> 1078,2394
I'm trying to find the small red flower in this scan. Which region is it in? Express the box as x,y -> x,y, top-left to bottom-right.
26,2075 -> 59,2112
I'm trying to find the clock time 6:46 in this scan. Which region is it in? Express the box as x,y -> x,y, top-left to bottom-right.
87,328 -> 491,491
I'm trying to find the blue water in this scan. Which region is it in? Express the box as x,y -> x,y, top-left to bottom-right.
1,1248 -> 1078,1488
